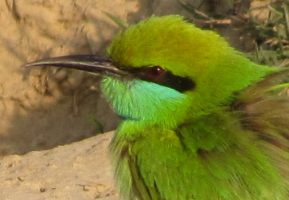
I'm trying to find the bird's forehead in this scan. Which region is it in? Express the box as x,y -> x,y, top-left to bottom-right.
108,16 -> 193,63
107,15 -> 226,78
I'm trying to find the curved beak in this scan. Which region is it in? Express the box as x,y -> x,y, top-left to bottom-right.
24,55 -> 128,77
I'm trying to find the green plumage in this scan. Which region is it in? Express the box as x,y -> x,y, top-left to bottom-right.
102,15 -> 289,200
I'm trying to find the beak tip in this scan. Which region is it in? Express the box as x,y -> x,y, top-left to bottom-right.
22,63 -> 32,68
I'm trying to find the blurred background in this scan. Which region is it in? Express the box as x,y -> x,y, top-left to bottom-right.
0,0 -> 288,156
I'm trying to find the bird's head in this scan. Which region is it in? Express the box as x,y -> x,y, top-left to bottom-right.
25,15 -> 273,128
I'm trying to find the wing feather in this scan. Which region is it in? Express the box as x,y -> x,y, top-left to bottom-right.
234,68 -> 289,183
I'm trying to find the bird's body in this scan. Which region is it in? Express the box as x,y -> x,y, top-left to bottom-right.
103,16 -> 289,199
106,72 -> 289,199
25,15 -> 289,200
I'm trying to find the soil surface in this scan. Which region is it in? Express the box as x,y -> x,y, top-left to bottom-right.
0,132 -> 117,200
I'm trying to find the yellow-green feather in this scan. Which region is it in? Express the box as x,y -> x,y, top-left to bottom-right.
101,15 -> 289,200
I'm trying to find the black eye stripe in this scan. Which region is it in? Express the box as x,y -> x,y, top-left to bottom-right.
128,66 -> 195,92
161,71 -> 195,92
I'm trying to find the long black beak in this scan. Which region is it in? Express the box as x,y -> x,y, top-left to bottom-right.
24,55 -> 128,77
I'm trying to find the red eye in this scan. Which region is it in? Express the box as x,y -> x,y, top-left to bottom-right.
134,65 -> 195,92
145,66 -> 166,80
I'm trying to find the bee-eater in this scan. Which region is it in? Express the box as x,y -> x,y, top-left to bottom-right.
25,15 -> 289,200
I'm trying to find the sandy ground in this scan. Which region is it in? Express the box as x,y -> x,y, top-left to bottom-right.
0,0 -> 260,199
0,132 -> 117,200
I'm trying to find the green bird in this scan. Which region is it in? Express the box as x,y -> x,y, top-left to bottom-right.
25,15 -> 289,199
